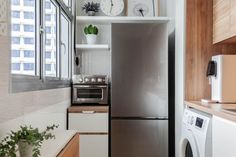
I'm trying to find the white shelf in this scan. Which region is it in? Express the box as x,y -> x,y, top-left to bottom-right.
76,16 -> 170,24
76,44 -> 110,50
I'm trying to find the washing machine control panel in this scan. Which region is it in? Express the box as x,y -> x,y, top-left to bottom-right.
183,109 -> 210,132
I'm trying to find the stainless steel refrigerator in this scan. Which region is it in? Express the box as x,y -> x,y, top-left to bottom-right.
111,23 -> 169,157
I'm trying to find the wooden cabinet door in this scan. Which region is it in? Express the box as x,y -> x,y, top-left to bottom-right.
57,134 -> 80,157
213,0 -> 231,43
212,116 -> 236,157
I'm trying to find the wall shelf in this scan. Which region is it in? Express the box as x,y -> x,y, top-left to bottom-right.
75,44 -> 110,50
76,16 -> 170,24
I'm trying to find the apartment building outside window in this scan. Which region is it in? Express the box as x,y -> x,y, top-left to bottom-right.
10,0 -> 73,92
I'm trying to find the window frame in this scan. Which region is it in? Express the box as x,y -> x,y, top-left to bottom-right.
11,0 -> 73,93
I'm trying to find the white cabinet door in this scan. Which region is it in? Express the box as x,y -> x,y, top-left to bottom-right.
68,113 -> 108,132
80,135 -> 108,157
213,116 -> 236,157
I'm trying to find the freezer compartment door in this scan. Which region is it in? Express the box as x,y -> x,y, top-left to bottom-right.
111,119 -> 168,157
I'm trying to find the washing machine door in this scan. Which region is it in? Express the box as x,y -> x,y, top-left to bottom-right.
181,130 -> 199,157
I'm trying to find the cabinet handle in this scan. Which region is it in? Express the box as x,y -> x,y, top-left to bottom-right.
81,111 -> 96,114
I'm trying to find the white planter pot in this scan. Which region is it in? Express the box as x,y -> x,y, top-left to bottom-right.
18,141 -> 34,157
86,34 -> 97,44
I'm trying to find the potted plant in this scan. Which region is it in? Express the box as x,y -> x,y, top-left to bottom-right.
84,24 -> 99,44
0,124 -> 58,157
82,2 -> 100,16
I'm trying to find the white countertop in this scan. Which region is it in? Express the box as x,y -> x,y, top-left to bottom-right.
41,130 -> 77,157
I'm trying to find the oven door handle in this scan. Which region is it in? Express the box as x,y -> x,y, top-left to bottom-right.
73,85 -> 108,88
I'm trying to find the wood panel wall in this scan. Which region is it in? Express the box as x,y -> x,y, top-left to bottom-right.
185,0 -> 236,101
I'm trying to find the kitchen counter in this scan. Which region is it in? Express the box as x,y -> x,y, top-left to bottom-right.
185,101 -> 236,122
41,130 -> 77,157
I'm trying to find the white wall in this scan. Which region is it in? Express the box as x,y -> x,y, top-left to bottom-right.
0,1 -> 70,139
175,0 -> 186,156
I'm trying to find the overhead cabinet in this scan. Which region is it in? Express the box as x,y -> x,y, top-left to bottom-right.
213,0 -> 236,43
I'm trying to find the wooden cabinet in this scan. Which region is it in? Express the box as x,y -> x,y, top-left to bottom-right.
57,134 -> 80,157
68,106 -> 109,157
212,116 -> 236,157
213,0 -> 236,43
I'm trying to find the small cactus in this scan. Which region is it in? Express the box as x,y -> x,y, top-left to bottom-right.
84,25 -> 99,35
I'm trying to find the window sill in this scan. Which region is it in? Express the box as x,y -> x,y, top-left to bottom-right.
11,74 -> 71,93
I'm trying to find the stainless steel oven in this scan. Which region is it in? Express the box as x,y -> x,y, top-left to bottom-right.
72,75 -> 109,105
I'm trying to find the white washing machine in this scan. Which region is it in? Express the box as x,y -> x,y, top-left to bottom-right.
180,108 -> 212,157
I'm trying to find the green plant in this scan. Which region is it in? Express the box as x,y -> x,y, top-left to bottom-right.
82,2 -> 100,13
84,25 -> 98,35
0,124 -> 58,157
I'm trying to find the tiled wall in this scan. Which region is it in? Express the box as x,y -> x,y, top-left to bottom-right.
0,0 -> 70,138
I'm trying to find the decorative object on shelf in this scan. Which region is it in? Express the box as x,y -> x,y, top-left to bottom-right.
100,0 -> 124,16
84,24 -> 99,44
0,124 -> 58,157
82,2 -> 100,16
127,0 -> 158,17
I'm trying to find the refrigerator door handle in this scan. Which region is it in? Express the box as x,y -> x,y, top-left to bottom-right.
111,117 -> 168,120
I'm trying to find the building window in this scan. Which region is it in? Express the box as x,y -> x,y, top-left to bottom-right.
24,25 -> 34,32
12,11 -> 20,18
45,51 -> 51,59
12,50 -> 21,57
46,39 -> 51,45
12,24 -> 20,31
45,14 -> 51,21
24,63 -> 35,71
12,0 -> 20,5
45,27 -> 51,34
24,0 -> 34,6
45,64 -> 51,71
24,38 -> 34,44
12,37 -> 20,44
45,1 -> 51,9
12,63 -> 21,70
24,12 -> 34,19
24,50 -> 34,57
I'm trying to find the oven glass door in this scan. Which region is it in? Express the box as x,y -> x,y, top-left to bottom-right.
77,88 -> 103,99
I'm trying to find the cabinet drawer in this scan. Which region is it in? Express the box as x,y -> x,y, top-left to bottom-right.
68,113 -> 108,132
80,135 -> 108,157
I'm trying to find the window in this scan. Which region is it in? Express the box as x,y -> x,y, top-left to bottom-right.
12,11 -> 20,18
12,50 -> 21,57
45,64 -> 51,71
12,24 -> 20,31
45,51 -> 51,58
44,0 -> 58,77
45,1 -> 51,9
12,0 -> 20,5
46,39 -> 51,45
24,63 -> 35,71
12,63 -> 21,70
24,50 -> 34,57
12,37 -> 20,44
24,12 -> 34,19
24,25 -> 34,32
45,14 -> 51,21
11,0 -> 72,92
45,27 -> 51,34
24,0 -> 34,6
24,38 -> 34,44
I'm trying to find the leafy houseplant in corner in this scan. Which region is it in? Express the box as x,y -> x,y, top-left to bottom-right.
82,2 -> 100,16
0,124 -> 58,157
84,24 -> 99,44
